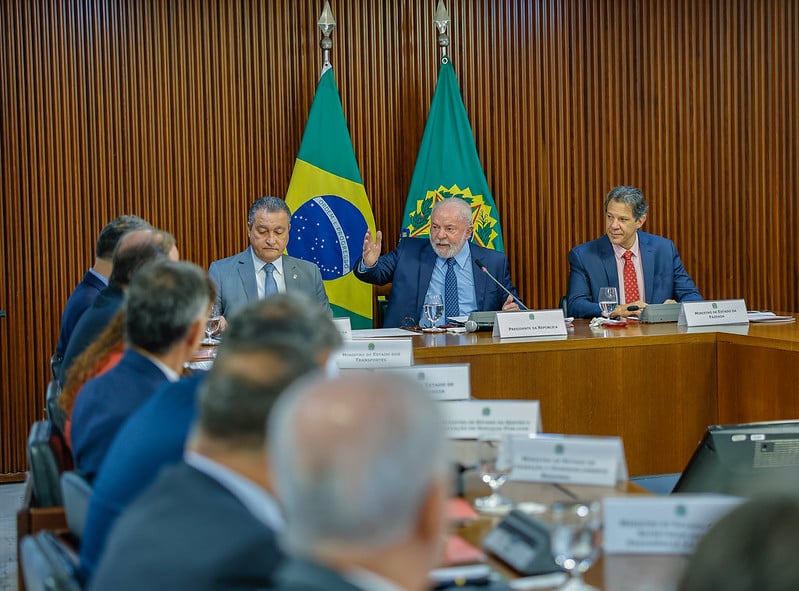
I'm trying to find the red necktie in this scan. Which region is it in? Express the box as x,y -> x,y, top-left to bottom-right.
622,250 -> 640,303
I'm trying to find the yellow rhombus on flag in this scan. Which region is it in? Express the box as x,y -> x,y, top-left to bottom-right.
285,66 -> 376,328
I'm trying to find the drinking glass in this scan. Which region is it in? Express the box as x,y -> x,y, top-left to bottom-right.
598,287 -> 618,318
203,305 -> 221,344
550,501 -> 602,590
423,293 -> 445,331
474,435 -> 514,511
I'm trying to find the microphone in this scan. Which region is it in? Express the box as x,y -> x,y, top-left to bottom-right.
473,259 -> 528,310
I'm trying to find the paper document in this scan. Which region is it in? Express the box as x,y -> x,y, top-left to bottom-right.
351,328 -> 417,338
747,311 -> 795,324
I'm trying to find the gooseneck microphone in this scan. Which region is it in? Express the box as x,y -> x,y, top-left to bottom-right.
473,258 -> 528,310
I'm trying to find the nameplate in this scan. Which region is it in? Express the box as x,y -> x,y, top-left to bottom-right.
332,317 -> 352,340
678,299 -> 748,327
492,309 -> 568,338
332,338 -> 413,369
603,496 -> 743,554
511,434 -> 628,486
439,400 -> 541,439
382,364 -> 470,401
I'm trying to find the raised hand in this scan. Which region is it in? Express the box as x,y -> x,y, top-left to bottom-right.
362,229 -> 383,267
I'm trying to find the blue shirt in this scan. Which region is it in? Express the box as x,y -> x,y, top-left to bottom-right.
422,243 -> 477,326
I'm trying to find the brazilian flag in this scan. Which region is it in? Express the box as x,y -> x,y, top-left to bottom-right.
285,66 -> 376,328
401,56 -> 504,252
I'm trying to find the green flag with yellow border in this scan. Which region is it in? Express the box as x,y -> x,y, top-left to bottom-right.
401,56 -> 504,252
285,66 -> 376,328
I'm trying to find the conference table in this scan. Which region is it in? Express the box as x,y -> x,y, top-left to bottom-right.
408,317 -> 799,476
456,472 -> 687,590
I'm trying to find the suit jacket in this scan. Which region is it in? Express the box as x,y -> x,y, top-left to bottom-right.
88,462 -> 284,591
274,558 -> 367,591
55,269 -> 107,357
354,238 -> 520,328
209,247 -> 330,319
59,285 -> 124,384
79,373 -> 206,579
70,349 -> 169,480
566,231 -> 702,319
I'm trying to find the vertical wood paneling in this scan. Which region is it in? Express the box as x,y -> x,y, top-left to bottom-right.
2,0 -> 798,473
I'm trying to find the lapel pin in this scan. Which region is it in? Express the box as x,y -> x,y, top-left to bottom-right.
293,274 -> 298,280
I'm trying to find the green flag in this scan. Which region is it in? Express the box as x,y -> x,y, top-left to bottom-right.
285,67 -> 377,328
401,56 -> 504,252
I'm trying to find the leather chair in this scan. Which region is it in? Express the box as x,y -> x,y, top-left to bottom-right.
60,472 -> 93,539
45,381 -> 67,437
19,531 -> 82,591
27,420 -> 73,507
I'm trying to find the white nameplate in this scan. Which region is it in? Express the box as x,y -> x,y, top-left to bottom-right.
603,495 -> 743,554
332,317 -> 352,340
511,434 -> 628,486
332,338 -> 413,369
678,299 -> 748,327
439,400 -> 541,439
382,364 -> 470,401
492,309 -> 567,338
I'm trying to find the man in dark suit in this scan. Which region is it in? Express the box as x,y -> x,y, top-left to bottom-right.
59,228 -> 179,384
566,185 -> 702,319
78,294 -> 342,581
209,196 -> 330,327
355,197 -> 521,328
269,373 -> 450,591
70,260 -> 213,480
89,296 -> 327,591
53,215 -> 149,378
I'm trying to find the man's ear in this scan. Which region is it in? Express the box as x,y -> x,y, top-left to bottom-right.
636,214 -> 647,229
415,477 -> 447,544
186,317 -> 205,348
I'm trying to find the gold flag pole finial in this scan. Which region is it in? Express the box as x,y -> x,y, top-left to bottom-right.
318,1 -> 336,71
434,0 -> 450,60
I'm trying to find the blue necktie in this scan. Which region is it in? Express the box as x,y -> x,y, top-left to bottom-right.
263,263 -> 278,297
445,258 -> 459,318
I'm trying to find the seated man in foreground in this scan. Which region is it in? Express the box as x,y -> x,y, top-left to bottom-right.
88,296 -> 335,590
355,197 -> 521,328
269,373 -> 450,591
566,185 -> 702,319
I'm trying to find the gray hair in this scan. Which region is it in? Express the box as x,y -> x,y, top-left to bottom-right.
197,293 -> 341,450
604,185 -> 649,220
124,260 -> 214,354
269,373 -> 449,553
432,197 -> 472,226
248,196 -> 291,226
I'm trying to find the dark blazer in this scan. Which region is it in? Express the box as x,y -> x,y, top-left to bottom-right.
274,558 -> 365,591
79,373 -> 206,579
70,349 -> 168,480
566,231 -> 702,318
55,269 -> 107,358
59,285 -> 125,384
88,462 -> 284,591
354,238 -> 520,328
208,247 -> 330,319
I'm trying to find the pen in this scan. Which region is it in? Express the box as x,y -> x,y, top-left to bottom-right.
626,305 -> 640,311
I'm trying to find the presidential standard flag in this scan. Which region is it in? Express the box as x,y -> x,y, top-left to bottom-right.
401,56 -> 504,252
285,66 -> 376,328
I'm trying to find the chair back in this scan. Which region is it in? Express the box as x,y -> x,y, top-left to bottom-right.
60,472 -> 93,539
27,420 -> 73,507
45,381 -> 67,436
19,531 -> 82,591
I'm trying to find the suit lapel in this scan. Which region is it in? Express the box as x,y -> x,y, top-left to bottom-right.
418,244 -> 437,316
282,256 -> 298,293
237,249 -> 260,302
599,237 -> 620,290
471,245 -> 489,304
638,232 -> 655,301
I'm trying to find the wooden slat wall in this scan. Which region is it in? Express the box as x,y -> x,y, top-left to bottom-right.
1,0 -> 797,473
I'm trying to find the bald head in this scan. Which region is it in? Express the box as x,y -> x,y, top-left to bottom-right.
108,229 -> 178,288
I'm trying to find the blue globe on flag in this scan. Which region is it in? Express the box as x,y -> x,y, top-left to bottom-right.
288,195 -> 368,281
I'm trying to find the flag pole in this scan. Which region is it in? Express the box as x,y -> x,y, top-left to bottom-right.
318,1 -> 336,74
434,0 -> 450,62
